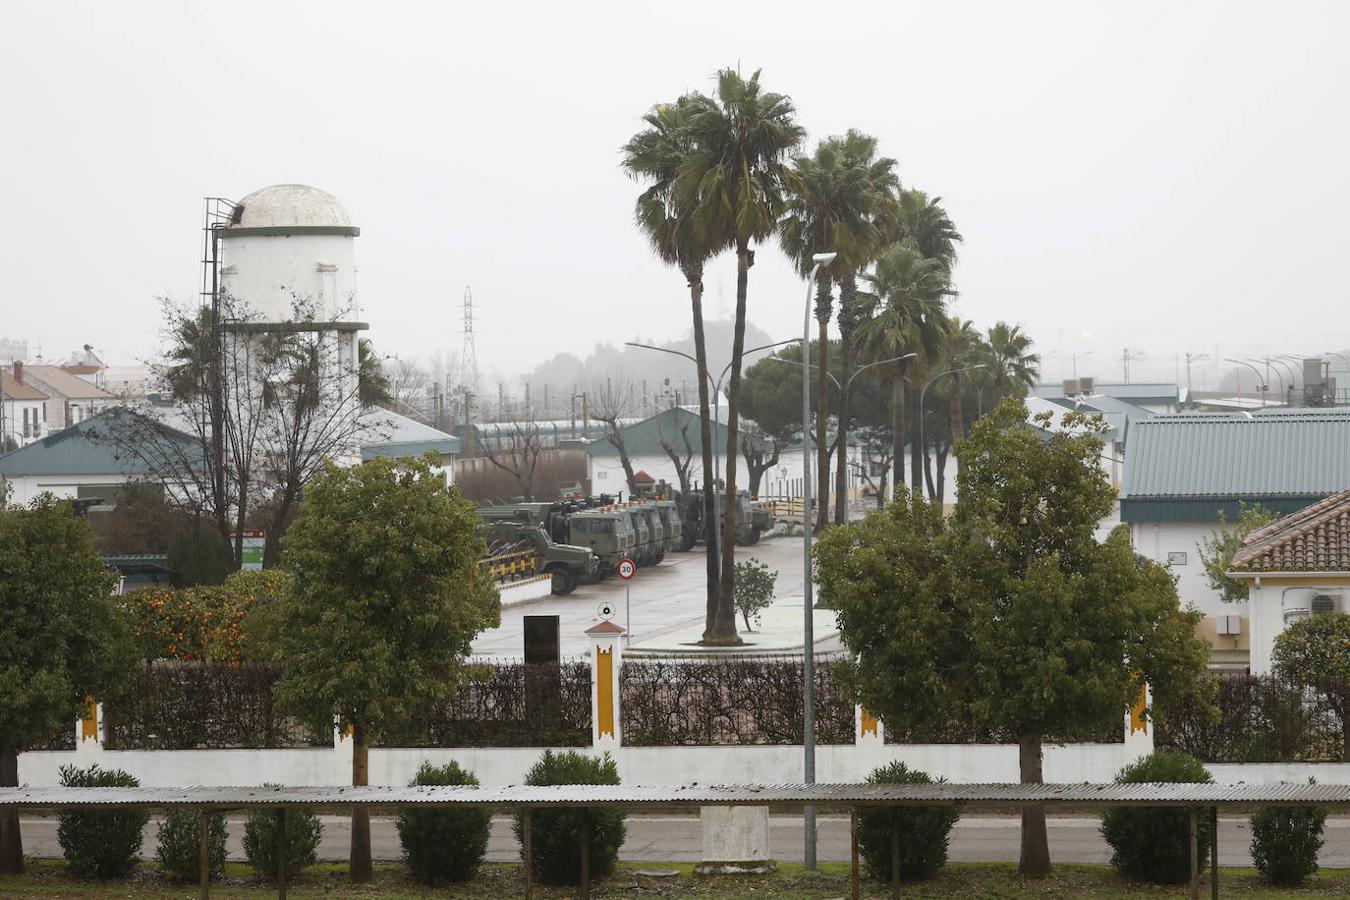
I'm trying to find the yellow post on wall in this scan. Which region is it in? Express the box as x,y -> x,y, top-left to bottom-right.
585,619 -> 626,749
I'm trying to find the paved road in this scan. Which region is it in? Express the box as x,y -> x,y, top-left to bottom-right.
18,813 -> 1350,866
471,536 -> 806,658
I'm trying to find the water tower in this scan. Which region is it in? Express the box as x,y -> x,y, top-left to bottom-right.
208,184 -> 369,463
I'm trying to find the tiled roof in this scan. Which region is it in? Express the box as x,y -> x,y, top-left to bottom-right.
1230,488 -> 1350,573
22,365 -> 115,400
0,371 -> 47,401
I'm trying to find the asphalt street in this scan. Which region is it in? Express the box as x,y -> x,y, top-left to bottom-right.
17,813 -> 1350,866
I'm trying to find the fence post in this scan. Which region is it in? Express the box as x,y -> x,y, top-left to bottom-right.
1124,683 -> 1153,764
586,620 -> 625,750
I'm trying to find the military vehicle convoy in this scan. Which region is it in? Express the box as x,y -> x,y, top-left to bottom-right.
480,495 -> 681,581
669,488 -> 770,550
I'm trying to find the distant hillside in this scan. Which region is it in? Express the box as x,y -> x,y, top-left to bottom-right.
521,318 -> 776,404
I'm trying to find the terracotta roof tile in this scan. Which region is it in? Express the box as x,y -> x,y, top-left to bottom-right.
1230,487 -> 1350,573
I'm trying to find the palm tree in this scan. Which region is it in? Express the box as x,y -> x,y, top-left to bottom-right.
779,130 -> 897,529
623,95 -> 727,640
985,321 -> 1041,401
925,316 -> 982,501
891,191 -> 961,488
859,243 -> 951,498
676,68 -> 804,640
894,189 -> 962,269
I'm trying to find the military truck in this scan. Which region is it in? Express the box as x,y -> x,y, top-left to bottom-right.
564,505 -> 636,576
477,514 -> 598,596
672,488 -> 767,550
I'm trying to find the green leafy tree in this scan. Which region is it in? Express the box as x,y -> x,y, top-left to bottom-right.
733,558 -> 777,630
1197,505 -> 1277,603
0,495 -> 137,874
1273,612 -> 1350,760
269,453 -> 500,882
816,399 -> 1209,876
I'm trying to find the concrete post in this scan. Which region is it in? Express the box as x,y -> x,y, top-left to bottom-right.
694,806 -> 776,875
585,620 -> 625,750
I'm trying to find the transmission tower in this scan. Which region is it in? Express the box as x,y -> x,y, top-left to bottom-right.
461,286 -> 479,394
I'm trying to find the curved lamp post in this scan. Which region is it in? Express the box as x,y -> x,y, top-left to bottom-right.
915,365 -> 986,498
1224,359 -> 1267,405
625,339 -> 798,554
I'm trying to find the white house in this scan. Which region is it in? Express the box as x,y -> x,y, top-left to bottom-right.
1120,408 -> 1350,669
1228,489 -> 1350,675
1,363 -> 49,448
21,364 -> 117,430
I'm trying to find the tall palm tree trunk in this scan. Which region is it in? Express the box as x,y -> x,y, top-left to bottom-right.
890,376 -> 905,500
713,246 -> 751,645
909,382 -> 924,493
684,262 -> 722,642
833,272 -> 858,524
814,273 -> 832,531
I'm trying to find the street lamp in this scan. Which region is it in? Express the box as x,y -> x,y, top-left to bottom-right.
764,352 -> 916,525
1246,358 -> 1284,401
624,338 -> 798,554
1224,359 -> 1267,405
800,250 -> 835,871
917,366 -> 986,484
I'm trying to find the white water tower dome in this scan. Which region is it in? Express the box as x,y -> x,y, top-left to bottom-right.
219,183 -> 364,324
230,184 -> 356,230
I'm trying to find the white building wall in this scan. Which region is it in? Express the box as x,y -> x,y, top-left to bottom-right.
589,446 -> 958,504
220,233 -> 359,322
2,397 -> 45,446
1,472 -> 134,506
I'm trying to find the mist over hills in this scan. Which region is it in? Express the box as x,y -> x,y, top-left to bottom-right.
517,318 -> 776,410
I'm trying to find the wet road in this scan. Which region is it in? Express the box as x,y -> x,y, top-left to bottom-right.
470,536 -> 806,658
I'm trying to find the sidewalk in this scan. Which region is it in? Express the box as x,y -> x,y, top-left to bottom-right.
624,592 -> 840,656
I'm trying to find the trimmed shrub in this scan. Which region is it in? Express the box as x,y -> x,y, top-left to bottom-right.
1100,750 -> 1213,883
396,761 -> 492,883
56,764 -> 150,878
511,750 -> 626,885
155,808 -> 227,882
1251,790 -> 1327,887
856,762 -> 960,882
241,787 -> 322,881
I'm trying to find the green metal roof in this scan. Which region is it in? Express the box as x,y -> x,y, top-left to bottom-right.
586,407 -> 737,457
1120,410 -> 1350,522
0,408 -> 199,478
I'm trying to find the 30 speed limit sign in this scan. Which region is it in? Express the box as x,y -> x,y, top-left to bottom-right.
616,558 -> 637,580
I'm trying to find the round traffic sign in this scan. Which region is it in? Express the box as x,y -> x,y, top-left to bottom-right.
597,601 -> 617,620
617,558 -> 637,580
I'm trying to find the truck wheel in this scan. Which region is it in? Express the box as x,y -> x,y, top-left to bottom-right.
735,525 -> 758,547
677,523 -> 697,552
550,567 -> 577,596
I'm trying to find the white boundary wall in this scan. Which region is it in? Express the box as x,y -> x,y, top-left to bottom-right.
19,743 -> 1348,790
22,626 -> 1345,790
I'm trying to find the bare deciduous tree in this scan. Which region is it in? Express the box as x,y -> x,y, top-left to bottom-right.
480,415 -> 546,501
590,377 -> 640,496
657,416 -> 696,494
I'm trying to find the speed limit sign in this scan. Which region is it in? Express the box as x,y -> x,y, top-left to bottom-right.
617,558 -> 637,580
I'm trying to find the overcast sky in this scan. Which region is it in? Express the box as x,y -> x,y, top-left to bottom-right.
3,1 -> 1347,388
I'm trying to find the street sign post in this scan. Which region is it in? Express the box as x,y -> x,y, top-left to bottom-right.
617,558 -> 636,642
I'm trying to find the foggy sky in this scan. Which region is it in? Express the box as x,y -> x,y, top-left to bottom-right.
3,1 -> 1347,389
